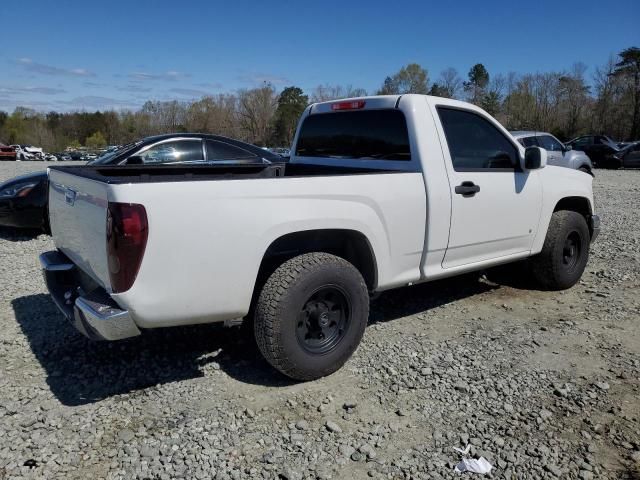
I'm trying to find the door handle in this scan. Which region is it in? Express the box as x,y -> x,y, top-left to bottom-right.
455,181 -> 480,197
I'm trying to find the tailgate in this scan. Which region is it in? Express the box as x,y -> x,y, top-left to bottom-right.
48,168 -> 111,289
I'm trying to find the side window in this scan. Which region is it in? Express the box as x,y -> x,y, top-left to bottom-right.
437,107 -> 518,171
538,135 -> 563,152
135,140 -> 203,164
520,136 -> 539,147
595,136 -> 613,146
573,136 -> 591,147
206,140 -> 258,161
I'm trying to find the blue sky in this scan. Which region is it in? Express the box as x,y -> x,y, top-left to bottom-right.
2,0 -> 638,112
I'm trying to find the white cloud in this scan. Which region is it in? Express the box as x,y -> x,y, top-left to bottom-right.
129,71 -> 191,81
17,58 -> 96,77
0,86 -> 67,95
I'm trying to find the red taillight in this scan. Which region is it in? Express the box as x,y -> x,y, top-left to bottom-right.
107,202 -> 148,293
331,100 -> 365,111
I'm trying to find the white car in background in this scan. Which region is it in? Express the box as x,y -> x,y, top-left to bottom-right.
511,131 -> 593,175
11,145 -> 44,161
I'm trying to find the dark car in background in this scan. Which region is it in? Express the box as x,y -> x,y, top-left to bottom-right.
566,135 -> 620,168
608,141 -> 640,168
0,134 -> 282,231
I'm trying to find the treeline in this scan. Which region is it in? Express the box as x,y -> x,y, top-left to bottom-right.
0,47 -> 638,151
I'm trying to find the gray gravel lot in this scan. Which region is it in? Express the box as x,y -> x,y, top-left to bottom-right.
0,162 -> 639,479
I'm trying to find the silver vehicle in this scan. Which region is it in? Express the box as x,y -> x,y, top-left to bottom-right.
511,131 -> 593,175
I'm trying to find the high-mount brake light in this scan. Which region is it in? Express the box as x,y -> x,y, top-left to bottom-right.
331,100 -> 366,111
107,202 -> 148,293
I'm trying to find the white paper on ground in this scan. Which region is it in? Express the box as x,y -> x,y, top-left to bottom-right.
454,457 -> 493,474
453,444 -> 471,455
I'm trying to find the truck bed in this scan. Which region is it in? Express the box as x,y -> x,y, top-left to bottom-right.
47,162 -> 403,184
47,162 -> 427,329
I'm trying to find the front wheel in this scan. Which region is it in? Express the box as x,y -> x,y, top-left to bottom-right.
529,210 -> 590,290
254,252 -> 369,381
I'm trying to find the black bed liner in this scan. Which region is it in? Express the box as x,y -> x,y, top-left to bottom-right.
48,162 -> 404,184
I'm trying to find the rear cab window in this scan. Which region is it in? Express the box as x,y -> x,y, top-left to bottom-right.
295,110 -> 411,161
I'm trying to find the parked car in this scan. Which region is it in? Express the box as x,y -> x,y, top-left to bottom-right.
565,135 -> 620,168
11,145 -> 44,160
608,141 -> 640,168
270,147 -> 291,158
66,151 -> 84,161
511,131 -> 593,174
0,144 -> 16,161
40,95 -> 598,381
11,145 -> 34,161
54,153 -> 72,161
0,134 -> 281,231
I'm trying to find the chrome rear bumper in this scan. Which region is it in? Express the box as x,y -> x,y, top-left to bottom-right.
39,250 -> 141,341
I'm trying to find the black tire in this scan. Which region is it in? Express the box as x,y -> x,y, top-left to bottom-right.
530,210 -> 590,290
578,166 -> 591,175
254,252 -> 369,381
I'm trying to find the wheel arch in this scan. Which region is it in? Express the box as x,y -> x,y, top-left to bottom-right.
553,196 -> 595,237
255,229 -> 379,294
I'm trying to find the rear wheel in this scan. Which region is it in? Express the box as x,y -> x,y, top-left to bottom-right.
530,210 -> 590,290
254,252 -> 369,381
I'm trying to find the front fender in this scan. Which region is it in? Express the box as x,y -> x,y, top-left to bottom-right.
530,166 -> 595,254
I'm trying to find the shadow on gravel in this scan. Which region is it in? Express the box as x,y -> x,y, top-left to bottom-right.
369,272 -> 497,324
12,294 -> 293,406
13,275 -> 496,406
0,227 -> 43,242
483,263 -> 544,290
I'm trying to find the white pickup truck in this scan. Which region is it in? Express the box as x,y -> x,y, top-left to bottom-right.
41,95 -> 600,380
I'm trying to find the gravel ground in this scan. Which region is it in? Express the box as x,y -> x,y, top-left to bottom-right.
0,162 -> 639,480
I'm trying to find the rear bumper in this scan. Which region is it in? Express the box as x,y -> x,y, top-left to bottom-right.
39,250 -> 141,341
590,214 -> 601,242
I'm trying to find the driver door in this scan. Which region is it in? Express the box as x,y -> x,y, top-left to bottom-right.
436,107 -> 542,269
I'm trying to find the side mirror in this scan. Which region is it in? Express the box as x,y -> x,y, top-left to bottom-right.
522,146 -> 547,170
564,144 -> 572,151
125,155 -> 144,165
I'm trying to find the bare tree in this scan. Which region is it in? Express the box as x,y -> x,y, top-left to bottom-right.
557,63 -> 590,138
438,68 -> 463,99
185,94 -> 240,138
310,84 -> 367,103
237,84 -> 278,145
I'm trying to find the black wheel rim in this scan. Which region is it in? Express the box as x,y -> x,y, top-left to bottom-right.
562,231 -> 582,270
296,285 -> 351,355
